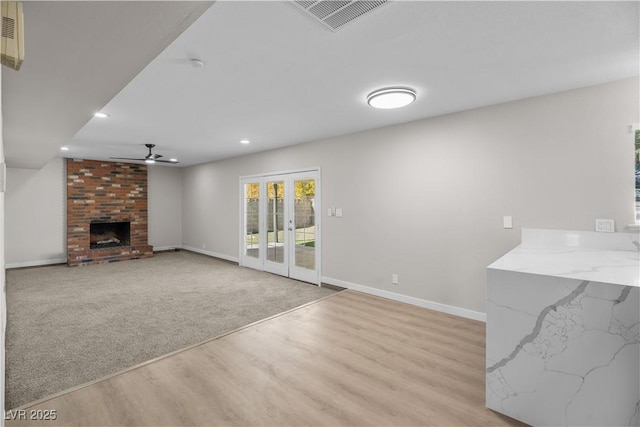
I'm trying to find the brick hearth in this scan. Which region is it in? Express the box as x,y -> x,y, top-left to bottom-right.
67,159 -> 153,266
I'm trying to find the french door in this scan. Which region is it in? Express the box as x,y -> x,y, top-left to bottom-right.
240,170 -> 320,285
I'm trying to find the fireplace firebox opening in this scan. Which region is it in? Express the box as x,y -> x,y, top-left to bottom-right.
90,222 -> 131,249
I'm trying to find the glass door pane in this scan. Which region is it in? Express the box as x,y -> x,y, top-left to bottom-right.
266,181 -> 285,264
244,182 -> 260,259
288,172 -> 319,284
240,171 -> 319,284
293,179 -> 315,270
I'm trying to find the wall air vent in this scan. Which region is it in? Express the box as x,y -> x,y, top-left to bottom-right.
291,0 -> 388,32
2,16 -> 15,39
1,1 -> 24,71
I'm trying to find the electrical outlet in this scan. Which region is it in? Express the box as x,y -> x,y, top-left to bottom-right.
392,274 -> 398,285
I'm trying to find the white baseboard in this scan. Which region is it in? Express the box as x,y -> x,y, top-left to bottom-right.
321,276 -> 486,323
180,246 -> 239,264
6,258 -> 67,269
4,248 -> 241,269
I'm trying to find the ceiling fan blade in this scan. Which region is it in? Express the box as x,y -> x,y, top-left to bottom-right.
111,145 -> 176,164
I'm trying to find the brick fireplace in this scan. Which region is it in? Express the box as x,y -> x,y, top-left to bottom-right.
67,159 -> 153,266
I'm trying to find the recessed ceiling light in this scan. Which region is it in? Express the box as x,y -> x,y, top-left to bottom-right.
60,146 -> 70,151
367,87 -> 416,109
240,139 -> 250,144
94,112 -> 109,118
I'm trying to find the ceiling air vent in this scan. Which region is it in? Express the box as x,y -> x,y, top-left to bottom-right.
291,0 -> 388,32
1,1 -> 24,71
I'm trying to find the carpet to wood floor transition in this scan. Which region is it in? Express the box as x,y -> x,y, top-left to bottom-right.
5,250 -> 336,409
7,291 -> 526,427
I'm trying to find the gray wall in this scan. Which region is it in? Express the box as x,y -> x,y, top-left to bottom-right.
5,158 -> 66,267
181,78 -> 639,315
1,64 -> 6,420
148,166 -> 182,249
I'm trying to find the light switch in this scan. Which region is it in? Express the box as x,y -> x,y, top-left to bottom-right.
328,208 -> 333,217
595,219 -> 615,233
503,216 -> 513,229
335,208 -> 343,218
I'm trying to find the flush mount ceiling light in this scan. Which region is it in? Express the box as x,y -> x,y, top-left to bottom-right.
60,146 -> 70,151
367,87 -> 416,109
240,139 -> 250,144
94,112 -> 109,118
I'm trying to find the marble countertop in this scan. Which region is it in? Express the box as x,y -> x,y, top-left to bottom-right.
489,242 -> 639,287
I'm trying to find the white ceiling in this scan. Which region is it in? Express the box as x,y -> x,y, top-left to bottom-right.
1,0 -> 213,168
4,1 -> 639,169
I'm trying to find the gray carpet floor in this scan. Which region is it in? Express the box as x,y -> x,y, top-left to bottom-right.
5,250 -> 336,409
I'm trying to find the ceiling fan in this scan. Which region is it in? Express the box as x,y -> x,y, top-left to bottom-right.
110,144 -> 179,164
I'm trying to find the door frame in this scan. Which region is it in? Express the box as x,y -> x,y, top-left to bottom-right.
239,168 -> 321,285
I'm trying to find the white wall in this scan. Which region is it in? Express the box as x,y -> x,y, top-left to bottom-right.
148,166 -> 182,249
182,78 -> 639,316
5,158 -> 66,267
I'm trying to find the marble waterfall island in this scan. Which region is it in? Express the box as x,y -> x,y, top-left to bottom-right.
486,228 -> 639,427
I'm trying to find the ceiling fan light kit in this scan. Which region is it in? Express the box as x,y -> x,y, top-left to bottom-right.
110,144 -> 179,165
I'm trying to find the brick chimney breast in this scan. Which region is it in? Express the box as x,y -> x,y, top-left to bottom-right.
66,159 -> 153,266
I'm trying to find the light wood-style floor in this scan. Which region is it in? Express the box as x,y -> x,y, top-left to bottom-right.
8,291 -> 525,426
